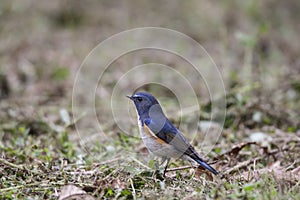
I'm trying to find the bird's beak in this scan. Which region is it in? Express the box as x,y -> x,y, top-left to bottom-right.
126,95 -> 133,100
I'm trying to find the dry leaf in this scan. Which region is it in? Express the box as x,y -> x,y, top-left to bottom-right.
59,185 -> 95,200
194,166 -> 214,181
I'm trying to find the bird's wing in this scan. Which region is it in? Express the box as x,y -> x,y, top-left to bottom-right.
144,118 -> 218,175
144,118 -> 193,154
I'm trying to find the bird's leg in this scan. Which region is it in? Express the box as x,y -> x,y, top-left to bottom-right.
163,158 -> 171,176
160,157 -> 167,166
153,157 -> 168,179
155,157 -> 167,173
155,157 -> 170,176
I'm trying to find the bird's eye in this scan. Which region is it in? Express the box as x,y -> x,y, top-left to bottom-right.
137,97 -> 143,102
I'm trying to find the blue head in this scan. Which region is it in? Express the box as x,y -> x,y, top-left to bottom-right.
127,92 -> 163,119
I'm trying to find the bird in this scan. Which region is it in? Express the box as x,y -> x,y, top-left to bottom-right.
127,91 -> 218,176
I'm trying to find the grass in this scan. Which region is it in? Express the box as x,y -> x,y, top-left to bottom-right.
0,108 -> 299,199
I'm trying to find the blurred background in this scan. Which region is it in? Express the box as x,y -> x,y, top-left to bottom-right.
1,0 -> 299,130
0,0 -> 299,198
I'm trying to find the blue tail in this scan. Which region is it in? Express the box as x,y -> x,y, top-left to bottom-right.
185,146 -> 219,175
196,159 -> 218,175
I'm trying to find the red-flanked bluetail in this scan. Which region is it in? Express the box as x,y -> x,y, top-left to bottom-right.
127,92 -> 218,176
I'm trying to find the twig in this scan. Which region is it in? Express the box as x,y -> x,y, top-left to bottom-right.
0,181 -> 67,194
129,178 -> 136,200
166,165 -> 193,172
215,142 -> 257,160
0,158 -> 27,171
92,157 -> 121,167
66,170 -> 97,175
222,158 -> 261,176
101,168 -> 120,182
0,183 -> 36,194
130,157 -> 151,170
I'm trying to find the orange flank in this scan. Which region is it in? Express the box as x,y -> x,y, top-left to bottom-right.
143,124 -> 166,144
